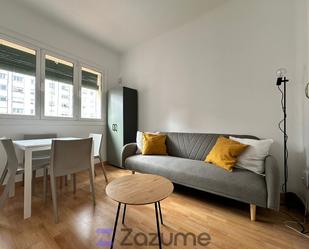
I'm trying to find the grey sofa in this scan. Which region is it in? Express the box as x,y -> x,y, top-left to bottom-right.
122,132 -> 280,221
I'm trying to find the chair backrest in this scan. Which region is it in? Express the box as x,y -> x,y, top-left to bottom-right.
24,133 -> 57,159
50,138 -> 93,177
0,139 -> 19,209
89,133 -> 102,157
0,138 -> 18,171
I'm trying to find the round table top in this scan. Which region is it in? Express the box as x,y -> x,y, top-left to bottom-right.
106,174 -> 174,205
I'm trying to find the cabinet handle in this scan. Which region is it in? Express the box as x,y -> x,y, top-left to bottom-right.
112,124 -> 118,132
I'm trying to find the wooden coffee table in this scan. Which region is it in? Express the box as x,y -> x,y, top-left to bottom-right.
106,174 -> 174,249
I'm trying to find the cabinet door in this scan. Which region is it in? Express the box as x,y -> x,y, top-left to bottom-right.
123,87 -> 138,144
107,87 -> 123,166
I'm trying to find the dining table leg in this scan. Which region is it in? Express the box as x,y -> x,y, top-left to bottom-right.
24,149 -> 32,219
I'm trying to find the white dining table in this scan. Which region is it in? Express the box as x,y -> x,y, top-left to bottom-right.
13,137 -> 94,219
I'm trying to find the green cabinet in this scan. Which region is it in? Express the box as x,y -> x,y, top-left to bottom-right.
107,87 -> 137,167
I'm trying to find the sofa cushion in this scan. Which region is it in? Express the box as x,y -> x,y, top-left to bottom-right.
142,133 -> 168,155
229,136 -> 273,174
205,136 -> 248,171
125,155 -> 267,207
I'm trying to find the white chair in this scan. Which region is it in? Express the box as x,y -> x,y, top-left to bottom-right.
0,138 -> 49,208
89,133 -> 108,183
49,138 -> 95,223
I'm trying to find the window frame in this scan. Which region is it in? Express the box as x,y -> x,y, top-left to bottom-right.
78,63 -> 104,121
0,34 -> 41,120
40,50 -> 78,121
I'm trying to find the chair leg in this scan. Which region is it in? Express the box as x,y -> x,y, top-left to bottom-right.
72,174 -> 76,194
50,175 -> 59,223
0,167 -> 8,185
0,166 -> 17,209
99,157 -> 108,183
8,181 -> 15,198
43,168 -> 48,202
250,204 -> 256,221
89,169 -> 96,206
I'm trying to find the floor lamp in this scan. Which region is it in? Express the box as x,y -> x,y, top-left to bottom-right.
276,68 -> 289,193
277,69 -> 309,236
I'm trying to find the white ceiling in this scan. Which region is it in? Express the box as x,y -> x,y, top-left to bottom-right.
15,0 -> 228,52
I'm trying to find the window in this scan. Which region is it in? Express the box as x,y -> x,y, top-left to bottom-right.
0,39 -> 36,116
81,67 -> 102,119
44,54 -> 74,118
0,36 -> 104,120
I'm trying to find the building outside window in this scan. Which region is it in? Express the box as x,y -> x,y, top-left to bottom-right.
0,72 -> 6,79
0,84 -> 7,91
44,54 -> 73,118
0,39 -> 36,116
81,67 -> 102,119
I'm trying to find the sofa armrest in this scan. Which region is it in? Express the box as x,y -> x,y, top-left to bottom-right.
121,143 -> 137,168
265,155 -> 280,210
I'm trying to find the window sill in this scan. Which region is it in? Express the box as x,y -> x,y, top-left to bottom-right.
0,116 -> 105,126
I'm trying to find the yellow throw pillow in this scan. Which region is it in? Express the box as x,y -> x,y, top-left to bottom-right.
205,136 -> 248,171
142,133 -> 168,155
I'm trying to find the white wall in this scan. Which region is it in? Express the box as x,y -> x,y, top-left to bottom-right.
121,0 -> 308,201
302,0 -> 309,212
0,0 -> 121,175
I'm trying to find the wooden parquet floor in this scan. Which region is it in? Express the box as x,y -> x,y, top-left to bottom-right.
0,165 -> 308,249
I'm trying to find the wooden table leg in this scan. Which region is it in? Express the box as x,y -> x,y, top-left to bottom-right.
24,149 -> 32,219
155,202 -> 162,249
110,203 -> 121,249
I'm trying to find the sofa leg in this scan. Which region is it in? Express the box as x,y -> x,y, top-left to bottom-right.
132,171 -> 135,175
250,204 -> 256,221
